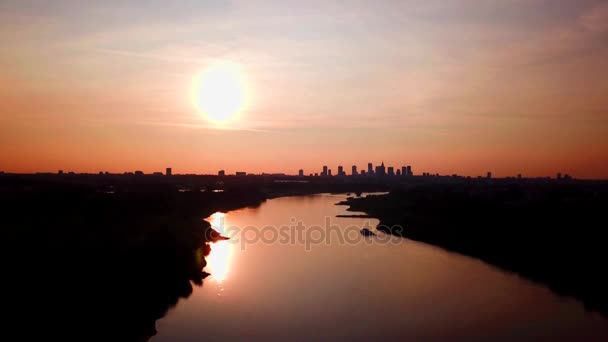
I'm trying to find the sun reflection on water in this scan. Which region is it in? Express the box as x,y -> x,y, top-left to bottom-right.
207,212 -> 232,283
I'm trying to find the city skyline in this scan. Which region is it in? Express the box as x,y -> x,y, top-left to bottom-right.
0,161 -> 593,179
23,160 -> 575,180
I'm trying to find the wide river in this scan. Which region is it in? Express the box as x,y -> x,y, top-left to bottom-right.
153,193 -> 608,341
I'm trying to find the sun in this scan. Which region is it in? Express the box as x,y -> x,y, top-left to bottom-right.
192,61 -> 249,124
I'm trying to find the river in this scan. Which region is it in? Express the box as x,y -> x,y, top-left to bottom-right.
153,193 -> 608,340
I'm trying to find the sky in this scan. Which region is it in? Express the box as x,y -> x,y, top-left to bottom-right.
1,0 -> 607,178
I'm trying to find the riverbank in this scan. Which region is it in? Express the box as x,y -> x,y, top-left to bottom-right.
342,182 -> 608,317
3,183 -> 268,340
5,174 -> 606,338
3,175 -> 387,340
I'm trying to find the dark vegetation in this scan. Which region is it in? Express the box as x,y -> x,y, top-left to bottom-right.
342,180 -> 608,316
2,175 -> 265,340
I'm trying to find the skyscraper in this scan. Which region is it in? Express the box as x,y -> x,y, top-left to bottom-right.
387,167 -> 395,176
352,165 -> 357,176
299,169 -> 304,177
375,162 -> 386,176
166,167 -> 172,176
322,166 -> 328,177
338,166 -> 344,176
218,170 -> 225,177
401,166 -> 407,177
367,163 -> 373,175
406,166 -> 412,176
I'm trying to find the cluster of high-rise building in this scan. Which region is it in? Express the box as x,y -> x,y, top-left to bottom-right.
318,162 -> 413,178
31,166 -> 573,181
208,166 -> 567,180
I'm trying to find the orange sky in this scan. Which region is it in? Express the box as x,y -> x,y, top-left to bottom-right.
1,1 -> 607,178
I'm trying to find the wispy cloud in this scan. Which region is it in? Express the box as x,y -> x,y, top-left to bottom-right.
580,2 -> 608,33
89,48 -> 205,64
135,120 -> 273,133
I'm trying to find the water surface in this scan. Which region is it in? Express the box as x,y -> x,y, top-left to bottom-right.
154,194 -> 608,341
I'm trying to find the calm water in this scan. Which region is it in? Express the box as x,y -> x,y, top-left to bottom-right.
153,193 -> 608,341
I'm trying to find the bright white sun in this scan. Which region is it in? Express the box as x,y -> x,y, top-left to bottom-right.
192,61 -> 248,124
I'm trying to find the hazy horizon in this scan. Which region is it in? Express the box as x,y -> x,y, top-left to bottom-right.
1,0 -> 607,178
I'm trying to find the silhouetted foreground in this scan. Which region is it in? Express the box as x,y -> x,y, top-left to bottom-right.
1,173 -> 386,339
4,173 -> 607,338
342,181 -> 608,316
2,176 -> 267,340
